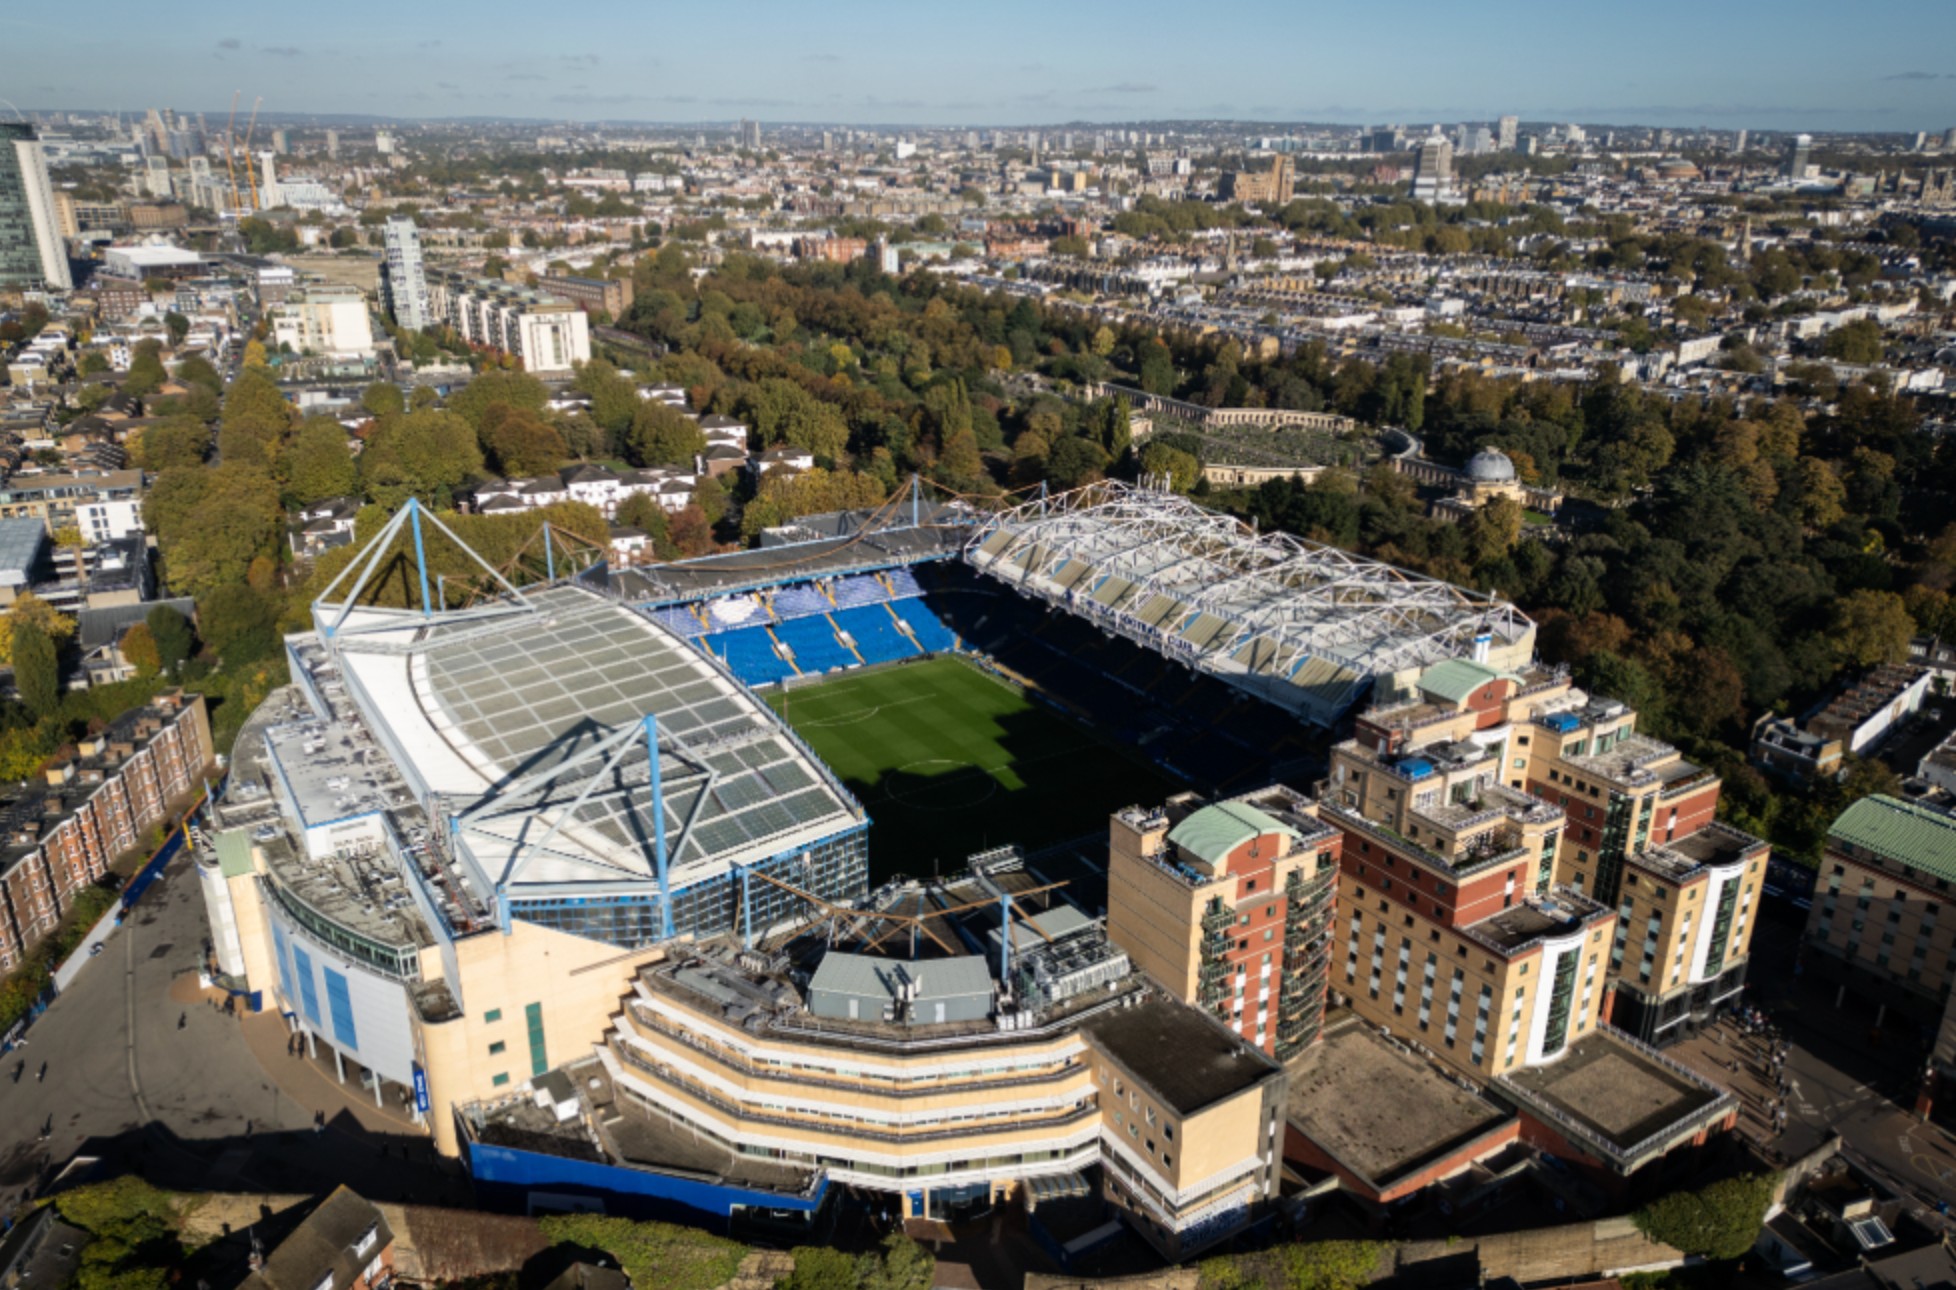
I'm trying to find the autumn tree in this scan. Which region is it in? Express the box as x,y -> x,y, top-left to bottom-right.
1831,589 -> 1913,669
480,404 -> 569,477
146,604 -> 195,674
11,619 -> 59,717
129,416 -> 212,472
360,409 -> 484,508
147,465 -> 285,598
218,365 -> 297,469
0,591 -> 76,665
120,623 -> 162,677
627,399 -> 706,468
281,418 -> 360,505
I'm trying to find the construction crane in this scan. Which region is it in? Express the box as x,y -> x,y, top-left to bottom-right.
241,95 -> 264,212
221,91 -> 246,218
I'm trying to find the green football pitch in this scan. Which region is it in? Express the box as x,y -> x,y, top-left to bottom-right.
767,656 -> 1184,882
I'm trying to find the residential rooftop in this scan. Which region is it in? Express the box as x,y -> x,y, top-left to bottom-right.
1498,1028 -> 1731,1170
1285,1022 -> 1513,1191
1084,996 -> 1280,1117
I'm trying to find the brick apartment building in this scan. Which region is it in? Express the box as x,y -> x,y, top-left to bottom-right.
1107,785 -> 1341,1060
0,691 -> 214,971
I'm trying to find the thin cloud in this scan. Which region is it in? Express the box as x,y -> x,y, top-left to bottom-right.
1090,82 -> 1157,94
261,45 -> 302,57
217,38 -> 240,50
560,54 -> 600,68
802,53 -> 841,63
1881,70 -> 1941,81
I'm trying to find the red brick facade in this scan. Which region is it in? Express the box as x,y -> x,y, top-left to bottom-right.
0,693 -> 214,971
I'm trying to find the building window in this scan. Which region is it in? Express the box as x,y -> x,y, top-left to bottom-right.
488,1041 -> 505,1055
491,1073 -> 510,1087
484,1009 -> 502,1023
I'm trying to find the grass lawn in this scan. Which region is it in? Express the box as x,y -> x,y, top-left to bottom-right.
768,655 -> 1183,882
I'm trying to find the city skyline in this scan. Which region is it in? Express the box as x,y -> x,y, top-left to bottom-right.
5,0 -> 1956,133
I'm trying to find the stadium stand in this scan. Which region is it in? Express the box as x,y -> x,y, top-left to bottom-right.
891,599 -> 958,653
770,583 -> 832,622
703,625 -> 797,685
775,616 -> 858,674
653,605 -> 709,638
834,605 -> 920,666
831,575 -> 891,610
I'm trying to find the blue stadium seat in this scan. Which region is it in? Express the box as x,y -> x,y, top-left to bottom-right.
892,599 -> 957,653
886,567 -> 925,599
704,626 -> 796,686
774,617 -> 856,674
654,606 -> 708,637
834,606 -> 920,665
771,583 -> 831,622
831,576 -> 889,610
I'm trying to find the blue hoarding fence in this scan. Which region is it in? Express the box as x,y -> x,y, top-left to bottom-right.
413,1065 -> 430,1114
466,1138 -> 828,1234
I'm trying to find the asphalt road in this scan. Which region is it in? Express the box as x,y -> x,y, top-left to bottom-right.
0,849 -> 460,1214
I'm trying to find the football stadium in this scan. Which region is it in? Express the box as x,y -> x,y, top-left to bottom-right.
188,480 -> 1744,1254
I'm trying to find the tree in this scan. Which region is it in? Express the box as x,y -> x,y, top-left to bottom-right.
175,354 -> 223,395
56,1175 -> 185,1290
1199,1240 -> 1388,1290
1138,339 -> 1175,395
445,369 -> 549,431
147,465 -> 285,598
163,310 -> 190,345
628,399 -> 706,468
1832,589 -> 1913,669
573,357 -> 641,436
282,418 -> 360,504
242,338 -> 268,368
1821,318 -> 1883,365
146,604 -> 194,674
129,415 -> 212,472
361,409 -> 485,508
123,339 -> 168,398
780,1248 -> 857,1290
615,492 -> 672,555
0,591 -> 76,666
480,405 -> 570,477
1047,435 -> 1111,488
120,623 -> 162,677
859,1234 -> 934,1290
219,365 -> 297,469
360,381 -> 406,420
935,425 -> 983,486
12,618 -> 59,717
1138,441 -> 1200,493
1632,1172 -> 1778,1260
198,585 -> 281,663
533,1214 -> 745,1290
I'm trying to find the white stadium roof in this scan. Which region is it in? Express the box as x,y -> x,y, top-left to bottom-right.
965,481 -> 1534,725
310,581 -> 863,909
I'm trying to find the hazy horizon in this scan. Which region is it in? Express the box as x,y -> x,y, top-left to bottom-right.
5,0 -> 1956,135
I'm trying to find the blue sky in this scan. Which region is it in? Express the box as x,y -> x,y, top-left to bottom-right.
4,0 -> 1955,132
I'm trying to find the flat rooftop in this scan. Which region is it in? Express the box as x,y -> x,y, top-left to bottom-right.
1286,1025 -> 1513,1190
1464,888 -> 1606,954
1085,997 -> 1278,1117
263,716 -> 411,828
1500,1029 -> 1729,1161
